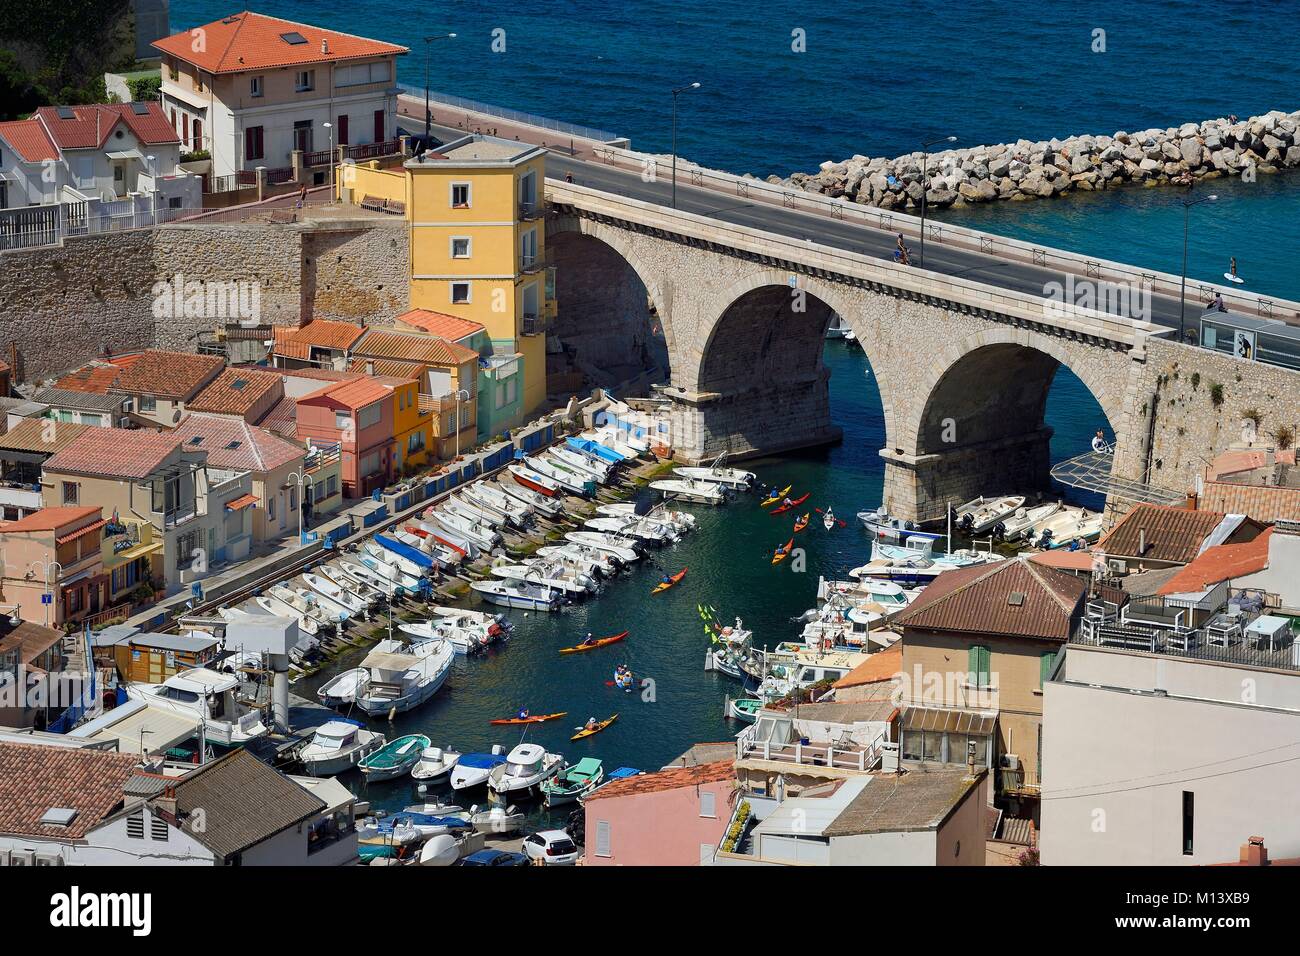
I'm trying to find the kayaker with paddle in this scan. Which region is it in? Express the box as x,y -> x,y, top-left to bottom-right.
584,717 -> 598,732
581,632 -> 597,647
517,706 -> 530,720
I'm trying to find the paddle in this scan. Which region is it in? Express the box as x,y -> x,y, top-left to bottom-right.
815,507 -> 847,527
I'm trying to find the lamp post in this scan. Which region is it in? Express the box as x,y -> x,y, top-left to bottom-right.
452,388 -> 471,458
1179,194 -> 1218,343
29,559 -> 62,628
670,82 -> 700,209
287,470 -> 314,548
917,135 -> 957,267
322,121 -> 334,198
423,33 -> 458,139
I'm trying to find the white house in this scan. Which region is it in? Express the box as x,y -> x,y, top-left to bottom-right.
153,11 -> 408,182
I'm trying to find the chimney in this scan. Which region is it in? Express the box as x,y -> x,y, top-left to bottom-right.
1239,836 -> 1269,866
1138,528 -> 1146,556
321,38 -> 329,54
365,360 -> 375,376
1185,491 -> 1198,510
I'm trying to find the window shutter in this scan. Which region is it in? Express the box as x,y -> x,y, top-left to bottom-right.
978,646 -> 991,687
595,820 -> 611,857
1040,650 -> 1059,687
700,791 -> 716,817
967,645 -> 979,685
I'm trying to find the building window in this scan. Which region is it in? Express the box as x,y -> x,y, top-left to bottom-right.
293,120 -> 312,154
360,451 -> 381,477
968,644 -> 991,689
337,114 -> 349,145
450,282 -> 471,305
450,237 -> 471,258
61,482 -> 78,505
295,70 -> 315,92
139,395 -> 157,413
250,75 -> 263,97
700,791 -> 716,818
168,61 -> 178,82
267,495 -> 275,521
450,182 -> 471,208
334,410 -> 351,432
193,118 -> 203,151
1039,650 -> 1059,689
408,430 -> 424,453
245,126 -> 264,162
1182,791 -> 1194,856
357,403 -> 382,430
595,820 -> 611,858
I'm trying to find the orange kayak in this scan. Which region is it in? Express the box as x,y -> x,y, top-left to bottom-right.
651,567 -> 687,595
793,513 -> 810,533
488,712 -> 568,725
772,538 -> 795,564
559,631 -> 629,654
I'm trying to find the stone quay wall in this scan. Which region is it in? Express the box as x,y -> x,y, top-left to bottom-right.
779,109 -> 1300,209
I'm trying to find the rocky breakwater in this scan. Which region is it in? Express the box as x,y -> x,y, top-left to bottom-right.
777,110 -> 1300,210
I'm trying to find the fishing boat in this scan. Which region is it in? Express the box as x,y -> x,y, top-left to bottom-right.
470,580 -> 561,611
462,484 -> 531,527
412,520 -> 481,561
649,477 -> 725,504
427,509 -> 501,551
444,496 -> 507,530
449,746 -> 507,791
570,715 -> 618,741
267,584 -> 336,626
724,697 -> 763,723
363,540 -> 430,582
299,719 -> 386,776
651,568 -> 687,594
559,630 -> 628,654
410,745 -> 462,782
953,494 -> 1026,534
487,743 -> 564,798
793,513 -> 810,533
564,531 -> 641,564
770,492 -> 811,516
772,538 -> 794,565
507,462 -> 563,497
999,501 -> 1062,541
499,477 -> 565,516
857,505 -> 941,545
525,455 -> 595,496
761,484 -> 792,507
357,553 -> 424,595
125,668 -> 268,747
249,595 -> 321,636
541,757 -> 605,807
672,465 -> 756,489
352,638 -> 455,716
489,711 -> 567,726
358,733 -> 431,782
708,646 -> 747,679
317,563 -> 385,607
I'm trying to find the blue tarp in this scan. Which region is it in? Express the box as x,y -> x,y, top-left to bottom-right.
567,436 -> 625,464
374,534 -> 436,570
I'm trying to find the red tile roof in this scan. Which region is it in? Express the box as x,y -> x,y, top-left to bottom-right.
187,367 -> 283,416
1028,549 -> 1097,571
833,642 -> 903,690
0,118 -> 59,163
109,350 -> 226,401
393,309 -> 485,341
153,11 -> 408,74
353,328 -> 480,366
1158,528 -> 1274,595
0,505 -> 101,534
34,102 -> 179,150
275,320 -> 367,353
893,557 -> 1088,643
347,357 -> 425,380
54,363 -> 126,394
584,760 -> 734,802
44,427 -> 182,480
1099,503 -> 1266,565
299,376 -> 390,410
172,413 -> 304,472
0,742 -> 138,840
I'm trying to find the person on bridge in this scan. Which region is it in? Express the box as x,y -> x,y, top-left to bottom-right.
894,233 -> 911,266
565,172 -> 574,183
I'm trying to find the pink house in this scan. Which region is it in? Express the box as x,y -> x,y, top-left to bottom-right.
296,378 -> 394,498
583,760 -> 735,866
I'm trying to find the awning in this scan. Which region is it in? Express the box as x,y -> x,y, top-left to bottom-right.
225,494 -> 259,511
74,703 -> 200,754
902,706 -> 997,737
55,517 -> 109,545
105,148 -> 145,161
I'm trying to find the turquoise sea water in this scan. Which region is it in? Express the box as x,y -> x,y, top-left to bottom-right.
169,2 -> 1298,818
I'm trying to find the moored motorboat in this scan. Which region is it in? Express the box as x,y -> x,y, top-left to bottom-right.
124,668 -> 268,747
351,638 -> 454,716
540,757 -> 604,807
564,531 -> 641,564
470,580 -> 562,611
301,572 -> 368,618
317,667 -> 368,708
525,455 -> 595,496
857,505 -> 941,545
470,804 -> 526,834
649,477 -> 725,504
358,733 -> 431,781
550,446 -> 614,483
725,697 -> 763,723
487,743 -> 564,798
954,494 -> 1027,535
999,501 -> 1062,541
449,745 -> 507,791
410,745 -> 462,782
507,463 -> 563,497
300,719 -> 386,776
672,465 -> 755,489
498,477 -> 565,516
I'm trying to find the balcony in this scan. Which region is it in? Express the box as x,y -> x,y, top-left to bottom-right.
521,313 -> 550,337
735,717 -> 886,776
999,765 -> 1041,797
101,520 -> 162,568
520,253 -> 547,275
518,200 -> 545,221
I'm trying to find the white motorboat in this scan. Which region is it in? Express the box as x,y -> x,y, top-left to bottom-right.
998,502 -> 1062,541
125,668 -> 268,746
525,455 -> 594,496
352,638 -> 455,716
412,520 -> 480,561
300,573 -> 367,618
595,502 -> 696,531
428,604 -> 511,632
1034,507 -> 1104,549
507,463 -> 565,498
461,484 -> 530,527
363,540 -> 430,582
470,580 -> 562,611
427,509 -> 502,551
444,495 -> 507,530
857,505 -> 942,545
357,554 -> 424,595
410,745 -> 462,782
245,596 -> 321,636
317,667 -> 369,708
489,561 -> 595,596
954,495 -> 1026,535
549,446 -> 613,483
673,465 -> 755,489
399,615 -> 497,655
535,544 -> 620,578
334,559 -> 404,599
564,531 -> 641,564
264,586 -> 335,626
487,743 -> 564,798
497,476 -> 564,517
471,804 -> 526,835
318,562 -> 385,607
449,745 -> 508,791
583,516 -> 676,545
300,719 -> 386,776
649,478 -> 726,504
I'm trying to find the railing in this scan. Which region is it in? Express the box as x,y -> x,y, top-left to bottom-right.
1000,766 -> 1041,795
47,628 -> 97,735
1073,616 -> 1300,672
521,314 -> 549,336
303,148 -> 334,168
398,86 -> 621,144
265,166 -> 296,185
736,737 -> 881,772
346,139 -> 401,162
0,198 -> 193,252
520,253 -> 546,274
518,200 -> 545,220
84,601 -> 133,631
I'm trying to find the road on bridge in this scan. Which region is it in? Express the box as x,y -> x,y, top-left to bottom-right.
396,111 -> 1220,334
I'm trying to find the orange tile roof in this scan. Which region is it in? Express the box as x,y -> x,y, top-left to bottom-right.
0,118 -> 59,163
833,642 -> 903,689
0,742 -> 139,840
54,362 -> 126,394
347,357 -> 426,380
44,428 -> 182,480
34,102 -> 179,150
1200,482 -> 1300,524
271,326 -> 311,361
187,367 -> 283,416
153,11 -> 408,74
353,328 -> 480,366
584,760 -> 734,802
393,309 -> 485,341
0,506 -> 101,534
1097,503 -> 1269,565
1028,549 -> 1097,571
108,350 -> 225,401
277,320 -> 367,352
299,376 -> 390,410
0,418 -> 90,455
1158,528 -> 1274,595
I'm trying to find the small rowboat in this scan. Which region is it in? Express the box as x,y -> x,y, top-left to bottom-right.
771,492 -> 810,516
760,485 -> 792,508
772,538 -> 794,565
559,630 -> 629,654
725,697 -> 763,722
792,513 -> 810,533
651,567 -> 688,595
488,712 -> 568,726
571,714 -> 618,741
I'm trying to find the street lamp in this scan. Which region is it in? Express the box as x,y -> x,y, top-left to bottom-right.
670,82 -> 701,209
322,122 -> 334,198
287,470 -> 315,548
28,559 -> 62,628
918,135 -> 957,267
1179,194 -> 1218,343
452,388 -> 471,458
423,33 -> 458,139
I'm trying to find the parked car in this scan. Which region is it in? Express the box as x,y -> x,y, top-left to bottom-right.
457,848 -> 531,867
523,829 -> 579,866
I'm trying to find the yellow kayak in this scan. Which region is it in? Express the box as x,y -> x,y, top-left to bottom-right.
571,714 -> 618,740
760,484 -> 792,508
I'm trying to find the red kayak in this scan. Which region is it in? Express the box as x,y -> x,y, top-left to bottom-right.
770,493 -> 810,516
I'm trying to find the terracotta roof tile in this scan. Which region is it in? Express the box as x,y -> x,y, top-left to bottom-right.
277,320 -> 367,353
0,118 -> 59,163
299,376 -> 390,410
1028,549 -> 1097,571
172,413 -> 304,472
0,742 -> 138,840
1200,482 -> 1300,524
1158,528 -> 1274,595
393,309 -> 485,341
109,350 -> 226,401
44,427 -> 182,480
1098,503 -> 1230,564
584,759 -> 733,802
833,642 -> 903,689
893,557 -> 1087,643
0,505 -> 101,533
54,363 -> 126,394
153,11 -> 408,75
353,328 -> 480,366
255,394 -> 298,438
0,418 -> 89,455
187,367 -> 283,416
34,102 -> 179,150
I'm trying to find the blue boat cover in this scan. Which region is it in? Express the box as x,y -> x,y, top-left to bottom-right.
608,767 -> 643,780
375,534 -> 435,569
458,752 -> 508,769
379,812 -> 470,831
567,436 -> 625,464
